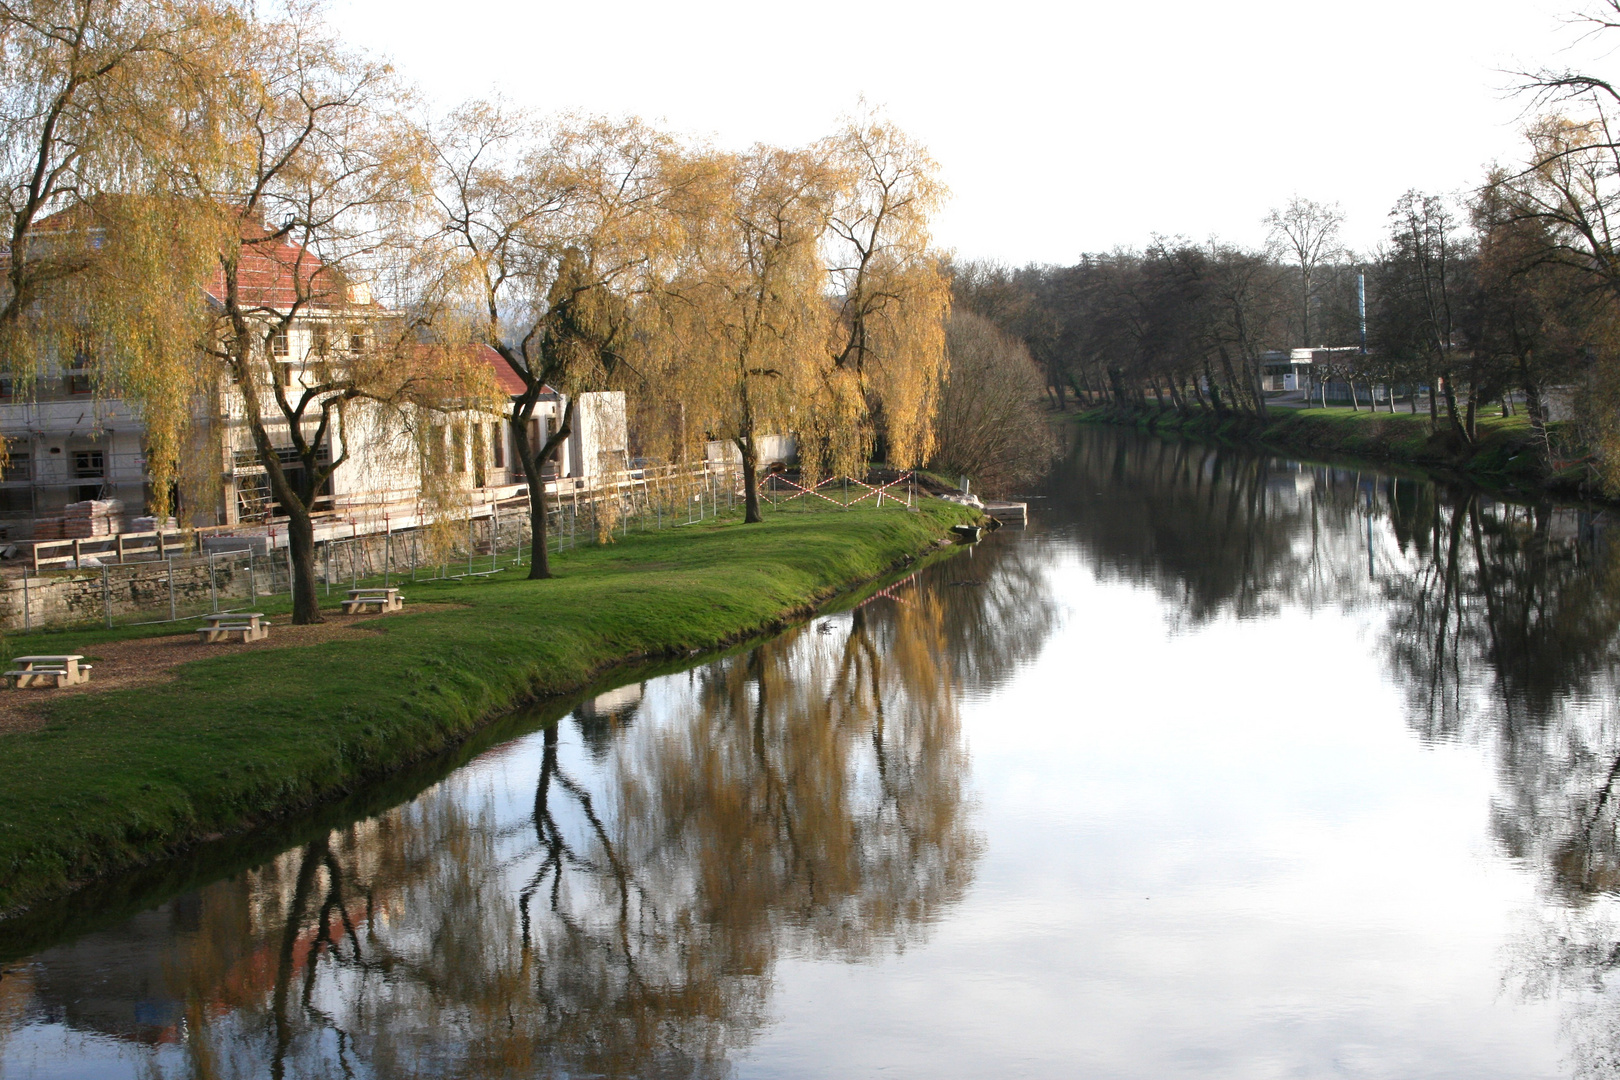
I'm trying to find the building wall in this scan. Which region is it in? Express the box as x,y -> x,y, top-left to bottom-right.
569,392 -> 628,481
704,433 -> 798,468
0,387 -> 151,540
0,326 -> 640,540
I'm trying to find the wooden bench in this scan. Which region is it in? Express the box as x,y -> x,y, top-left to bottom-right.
343,588 -> 402,615
196,612 -> 270,644
7,654 -> 90,688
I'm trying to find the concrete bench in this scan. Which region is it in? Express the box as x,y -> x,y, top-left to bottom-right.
343,588 -> 402,615
197,612 -> 270,644
8,654 -> 90,688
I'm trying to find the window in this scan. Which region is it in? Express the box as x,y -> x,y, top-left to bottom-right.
271,328 -> 289,357
348,331 -> 365,353
2,447 -> 29,482
0,376 -> 13,401
66,370 -> 92,395
313,329 -> 329,356
72,450 -> 104,478
491,423 -> 504,468
275,361 -> 293,388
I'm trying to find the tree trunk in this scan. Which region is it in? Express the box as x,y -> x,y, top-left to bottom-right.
1442,371 -> 1470,445
1518,357 -> 1551,462
250,418 -> 324,626
524,468 -> 552,578
737,435 -> 762,523
1202,358 -> 1226,418
1218,347 -> 1248,416
286,507 -> 321,625
513,399 -> 575,580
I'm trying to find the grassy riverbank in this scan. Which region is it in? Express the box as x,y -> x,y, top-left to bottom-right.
1079,404 -> 1583,493
0,499 -> 974,916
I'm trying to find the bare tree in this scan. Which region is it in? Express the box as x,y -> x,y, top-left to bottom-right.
1265,196 -> 1344,348
931,310 -> 1056,494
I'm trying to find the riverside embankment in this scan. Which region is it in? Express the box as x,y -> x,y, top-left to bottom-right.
1078,403 -> 1584,496
0,498 -> 976,916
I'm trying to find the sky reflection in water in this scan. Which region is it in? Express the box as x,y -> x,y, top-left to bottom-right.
5,425 -> 1620,1077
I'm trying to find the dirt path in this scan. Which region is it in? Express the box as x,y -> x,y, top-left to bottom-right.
0,606 -> 446,736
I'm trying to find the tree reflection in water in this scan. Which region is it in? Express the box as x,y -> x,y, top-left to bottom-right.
5,542 -> 1023,1079
1062,425 -> 1620,1076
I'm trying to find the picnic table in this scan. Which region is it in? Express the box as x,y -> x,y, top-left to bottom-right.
197,612 -> 270,644
7,654 -> 90,688
343,587 -> 403,615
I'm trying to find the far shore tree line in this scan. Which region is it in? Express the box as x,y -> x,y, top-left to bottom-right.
952,0 -> 1620,495
0,0 -> 1056,624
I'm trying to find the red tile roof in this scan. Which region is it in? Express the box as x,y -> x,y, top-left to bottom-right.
204,221 -> 351,311
476,344 -> 556,397
25,204 -> 363,312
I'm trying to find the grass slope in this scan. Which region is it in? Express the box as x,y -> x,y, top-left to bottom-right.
0,499 -> 971,916
1080,404 -> 1571,491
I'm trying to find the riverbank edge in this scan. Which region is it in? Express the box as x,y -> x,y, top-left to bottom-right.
0,502 -> 978,918
1075,404 -> 1587,497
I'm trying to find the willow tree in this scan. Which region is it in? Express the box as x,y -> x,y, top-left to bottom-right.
180,7 -> 490,623
663,146 -> 832,522
431,105 -> 683,577
0,0 -> 244,504
810,111 -> 950,480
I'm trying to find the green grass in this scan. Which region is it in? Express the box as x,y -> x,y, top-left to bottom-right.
1079,403 -> 1566,491
0,497 -> 974,916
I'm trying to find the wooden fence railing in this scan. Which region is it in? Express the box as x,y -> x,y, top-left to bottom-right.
30,528 -> 191,571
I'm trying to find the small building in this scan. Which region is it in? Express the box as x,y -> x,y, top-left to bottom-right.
1261,350 -> 1311,392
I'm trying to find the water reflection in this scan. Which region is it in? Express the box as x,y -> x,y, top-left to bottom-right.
0,539 -> 1050,1078
1060,426 -> 1620,1076
1060,427 -> 1620,729
22,425 -> 1620,1076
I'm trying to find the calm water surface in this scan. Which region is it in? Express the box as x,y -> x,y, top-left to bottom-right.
4,425 -> 1620,1078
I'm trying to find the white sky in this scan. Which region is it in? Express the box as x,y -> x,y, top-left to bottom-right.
330,0 -> 1589,265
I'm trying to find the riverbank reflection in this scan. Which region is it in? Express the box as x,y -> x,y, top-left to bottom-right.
0,550 -> 1012,1078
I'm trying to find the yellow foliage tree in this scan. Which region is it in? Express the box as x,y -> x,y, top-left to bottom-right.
0,0 -> 247,507
809,109 -> 951,481
661,145 -> 834,522
430,105 -> 688,576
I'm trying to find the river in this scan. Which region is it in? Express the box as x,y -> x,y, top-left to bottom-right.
3,424 -> 1620,1078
